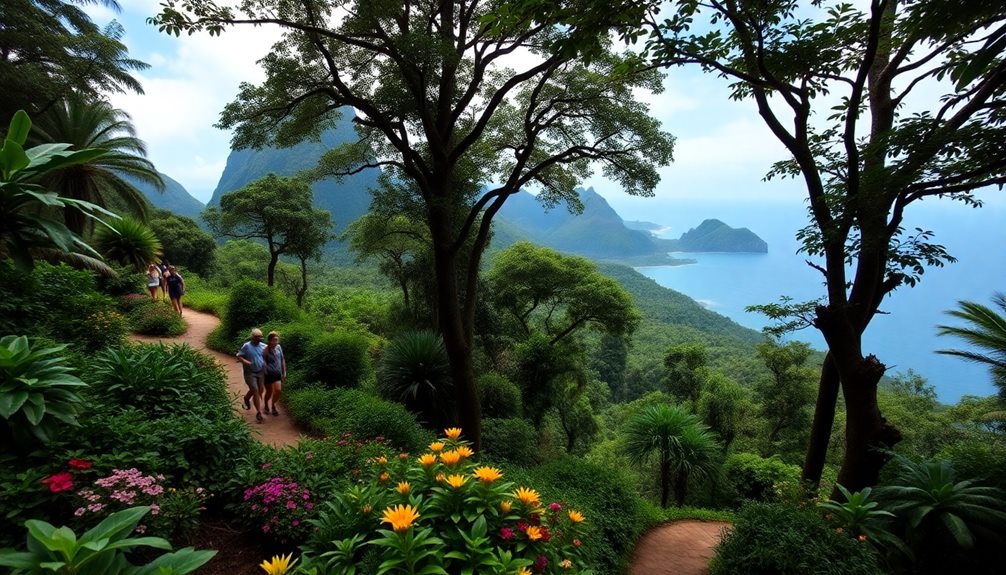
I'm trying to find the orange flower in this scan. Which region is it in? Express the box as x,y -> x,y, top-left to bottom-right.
513,486 -> 541,508
429,441 -> 445,453
454,446 -> 474,459
858,534 -> 868,542
567,509 -> 585,523
396,481 -> 411,495
446,474 -> 467,489
473,466 -> 503,484
379,471 -> 390,483
440,450 -> 461,466
376,455 -> 388,466
500,500 -> 513,513
381,504 -> 419,532
517,569 -> 532,575
560,559 -> 573,570
444,427 -> 462,440
526,525 -> 543,541
418,453 -> 437,467
362,503 -> 373,514
399,453 -> 409,460
435,472 -> 446,483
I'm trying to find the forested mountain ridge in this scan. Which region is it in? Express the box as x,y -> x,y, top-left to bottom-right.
663,219 -> 768,253
123,171 -> 204,218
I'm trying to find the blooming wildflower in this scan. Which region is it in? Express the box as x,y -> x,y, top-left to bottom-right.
259,553 -> 294,575
517,569 -> 532,575
42,472 -> 74,493
516,520 -> 528,532
500,527 -> 514,541
135,525 -> 146,534
262,463 -> 272,470
567,510 -> 585,523
382,504 -> 420,532
440,450 -> 461,466
836,527 -> 844,534
291,520 -> 300,527
858,534 -> 868,542
526,526 -> 543,541
363,504 -> 373,514
150,503 -> 160,515
74,508 -> 86,517
305,452 -> 314,460
429,441 -> 445,453
446,474 -> 467,489
418,453 -> 437,467
534,554 -> 548,571
541,527 -> 551,542
68,459 -> 92,470
377,455 -> 388,466
399,453 -> 409,460
573,538 -> 581,547
397,481 -> 411,495
549,502 -> 561,512
513,487 -> 541,508
501,500 -> 513,513
454,446 -> 474,459
286,501 -> 297,509
379,472 -> 390,483
444,427 -> 462,440
473,466 -> 503,484
560,559 -> 573,570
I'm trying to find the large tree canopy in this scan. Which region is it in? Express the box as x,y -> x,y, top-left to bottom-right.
153,0 -> 674,448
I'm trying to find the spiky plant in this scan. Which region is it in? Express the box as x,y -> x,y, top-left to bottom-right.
670,421 -> 721,505
377,330 -> 453,429
938,293 -> 1006,403
30,96 -> 163,234
94,215 -> 162,270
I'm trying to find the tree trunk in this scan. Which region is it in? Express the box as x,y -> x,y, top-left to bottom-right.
267,251 -> 278,287
802,352 -> 841,490
659,454 -> 670,508
674,471 -> 688,506
296,256 -> 308,307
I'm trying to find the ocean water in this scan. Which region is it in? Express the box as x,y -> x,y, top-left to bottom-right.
633,199 -> 1005,403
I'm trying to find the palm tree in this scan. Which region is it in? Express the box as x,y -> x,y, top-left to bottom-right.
624,404 -> 721,507
30,96 -> 163,234
937,293 -> 1006,402
377,330 -> 454,429
93,216 -> 162,270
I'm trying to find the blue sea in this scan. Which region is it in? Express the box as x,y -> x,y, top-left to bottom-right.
631,198 -> 1005,403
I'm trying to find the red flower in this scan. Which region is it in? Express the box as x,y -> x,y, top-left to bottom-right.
573,538 -> 582,547
68,459 -> 92,470
42,472 -> 74,493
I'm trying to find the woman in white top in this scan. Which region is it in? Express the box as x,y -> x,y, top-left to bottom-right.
146,264 -> 161,300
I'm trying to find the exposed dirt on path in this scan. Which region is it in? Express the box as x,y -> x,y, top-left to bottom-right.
629,520 -> 732,575
130,306 -> 301,447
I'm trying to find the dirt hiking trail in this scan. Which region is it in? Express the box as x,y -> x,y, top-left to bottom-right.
629,520 -> 732,575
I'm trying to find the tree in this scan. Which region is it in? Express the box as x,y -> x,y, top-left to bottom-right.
203,173 -> 331,287
0,110 -> 113,273
754,339 -> 817,448
152,0 -> 674,449
938,293 -> 1006,402
148,209 -> 216,277
0,1 -> 148,126
663,343 -> 708,405
345,212 -> 430,318
30,96 -> 163,234
508,0 -> 1006,490
486,242 -> 640,344
625,403 -> 720,507
697,371 -> 747,452
93,215 -> 162,270
286,208 -> 333,306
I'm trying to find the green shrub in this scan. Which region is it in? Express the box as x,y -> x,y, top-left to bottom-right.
127,300 -> 186,336
478,371 -> 522,418
269,321 -> 323,362
377,330 -> 453,428
303,331 -> 371,389
181,276 -> 228,316
937,437 -> 1006,490
481,417 -> 539,465
220,279 -> 298,341
96,263 -> 146,297
0,461 -> 59,546
710,502 -> 884,575
286,387 -> 431,452
723,452 -> 801,502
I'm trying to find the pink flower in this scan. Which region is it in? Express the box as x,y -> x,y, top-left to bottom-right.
305,452 -> 314,460
534,555 -> 548,572
549,502 -> 562,512
262,463 -> 272,470
42,472 -> 74,493
291,520 -> 300,526
150,504 -> 160,516
68,459 -> 93,470
74,508 -> 86,517
516,520 -> 528,532
500,527 -> 514,541
135,525 -> 146,534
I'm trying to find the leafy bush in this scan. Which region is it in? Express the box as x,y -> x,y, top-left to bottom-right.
723,452 -> 801,503
377,330 -> 453,428
268,321 -> 322,363
286,387 -> 431,452
96,264 -> 146,297
710,502 -> 884,575
0,336 -> 87,447
937,437 -> 1006,491
0,506 -> 215,575
303,331 -> 371,389
75,309 -> 129,351
478,371 -> 522,418
481,417 -> 539,465
0,462 -> 58,547
220,279 -> 298,342
300,430 -> 592,574
127,300 -> 186,336
180,276 -> 227,316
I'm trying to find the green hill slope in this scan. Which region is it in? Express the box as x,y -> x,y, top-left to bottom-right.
123,171 -> 204,218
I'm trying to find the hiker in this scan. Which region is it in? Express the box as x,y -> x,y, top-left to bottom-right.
158,260 -> 170,300
237,328 -> 267,423
262,331 -> 286,417
146,264 -> 161,300
165,265 -> 185,315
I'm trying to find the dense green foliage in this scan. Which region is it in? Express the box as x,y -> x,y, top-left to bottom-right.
377,330 -> 453,428
217,279 -> 298,347
480,417 -> 539,465
148,210 -> 215,276
93,216 -> 163,271
478,372 -> 523,419
722,452 -> 802,503
302,332 -> 371,389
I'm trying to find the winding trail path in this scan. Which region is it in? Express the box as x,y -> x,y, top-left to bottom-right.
130,307 -> 301,447
629,520 -> 732,575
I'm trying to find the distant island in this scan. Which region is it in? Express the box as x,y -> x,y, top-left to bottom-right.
660,219 -> 769,253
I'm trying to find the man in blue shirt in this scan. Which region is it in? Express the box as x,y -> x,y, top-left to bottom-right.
237,328 -> 267,423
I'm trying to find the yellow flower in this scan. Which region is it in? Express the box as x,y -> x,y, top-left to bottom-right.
435,472 -> 446,483
260,553 -> 294,575
517,569 -> 533,575
500,500 -> 513,513
446,474 -> 467,489
379,471 -> 390,483
513,486 -> 541,508
560,559 -> 573,570
440,450 -> 461,466
567,509 -> 585,523
526,525 -> 543,541
376,455 -> 388,466
455,445 -> 474,459
429,441 -> 445,452
473,466 -> 503,484
444,427 -> 462,440
397,481 -> 411,495
381,504 -> 420,532
418,453 -> 437,467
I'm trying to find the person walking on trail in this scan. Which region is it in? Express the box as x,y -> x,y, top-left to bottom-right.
237,328 -> 267,423
146,264 -> 161,300
165,265 -> 185,315
262,331 -> 286,417
158,261 -> 170,300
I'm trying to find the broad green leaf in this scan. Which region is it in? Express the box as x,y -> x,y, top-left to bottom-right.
6,110 -> 31,145
0,139 -> 31,177
0,390 -> 29,418
0,550 -> 38,568
80,507 -> 149,545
